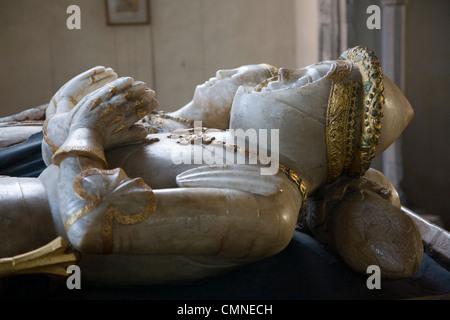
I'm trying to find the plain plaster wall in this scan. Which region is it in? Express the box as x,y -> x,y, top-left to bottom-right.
402,0 -> 450,229
0,0 -> 314,117
295,0 -> 319,67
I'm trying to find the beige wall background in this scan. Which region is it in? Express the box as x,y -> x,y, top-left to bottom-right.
0,0 -> 318,116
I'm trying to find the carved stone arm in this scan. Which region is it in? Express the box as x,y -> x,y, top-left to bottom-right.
58,159 -> 302,261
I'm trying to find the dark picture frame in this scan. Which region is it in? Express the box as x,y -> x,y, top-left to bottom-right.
105,0 -> 150,26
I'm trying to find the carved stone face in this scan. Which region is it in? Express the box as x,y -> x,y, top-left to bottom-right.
192,64 -> 275,112
258,62 -> 334,92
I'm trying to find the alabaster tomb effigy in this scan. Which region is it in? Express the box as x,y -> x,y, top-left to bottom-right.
0,46 -> 449,299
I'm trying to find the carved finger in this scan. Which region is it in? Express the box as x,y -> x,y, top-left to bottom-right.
97,87 -> 141,129
106,124 -> 149,148
139,88 -> 158,114
66,66 -> 107,88
81,66 -> 107,80
118,124 -> 148,141
87,77 -> 135,110
84,72 -> 119,100
113,99 -> 148,129
124,81 -> 148,100
69,77 -> 133,119
131,89 -> 157,122
87,67 -> 118,86
107,89 -> 155,134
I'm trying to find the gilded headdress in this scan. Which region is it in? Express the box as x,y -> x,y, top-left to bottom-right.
325,46 -> 385,183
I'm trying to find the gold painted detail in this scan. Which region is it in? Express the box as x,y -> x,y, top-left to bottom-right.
124,91 -> 133,100
152,111 -> 195,127
99,103 -> 114,119
112,123 -> 126,134
135,100 -> 147,120
66,168 -> 156,254
53,146 -> 107,166
340,46 -> 384,177
42,114 -> 59,154
168,127 -> 217,145
66,95 -> 78,108
326,60 -> 353,83
279,163 -> 307,206
51,95 -> 78,111
137,109 -> 147,120
0,237 -> 78,278
108,85 -> 118,95
68,96 -> 78,107
134,99 -> 144,108
89,97 -> 102,111
107,115 -> 123,127
326,81 -> 360,183
141,111 -> 196,134
259,63 -> 279,78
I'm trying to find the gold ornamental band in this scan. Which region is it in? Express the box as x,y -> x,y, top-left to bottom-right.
326,80 -> 360,183
339,46 -> 384,178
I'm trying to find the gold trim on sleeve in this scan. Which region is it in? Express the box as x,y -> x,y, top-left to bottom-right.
42,114 -> 59,154
65,168 -> 157,254
53,146 -> 107,167
102,181 -> 156,254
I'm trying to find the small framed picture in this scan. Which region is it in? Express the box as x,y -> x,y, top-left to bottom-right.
105,0 -> 150,26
